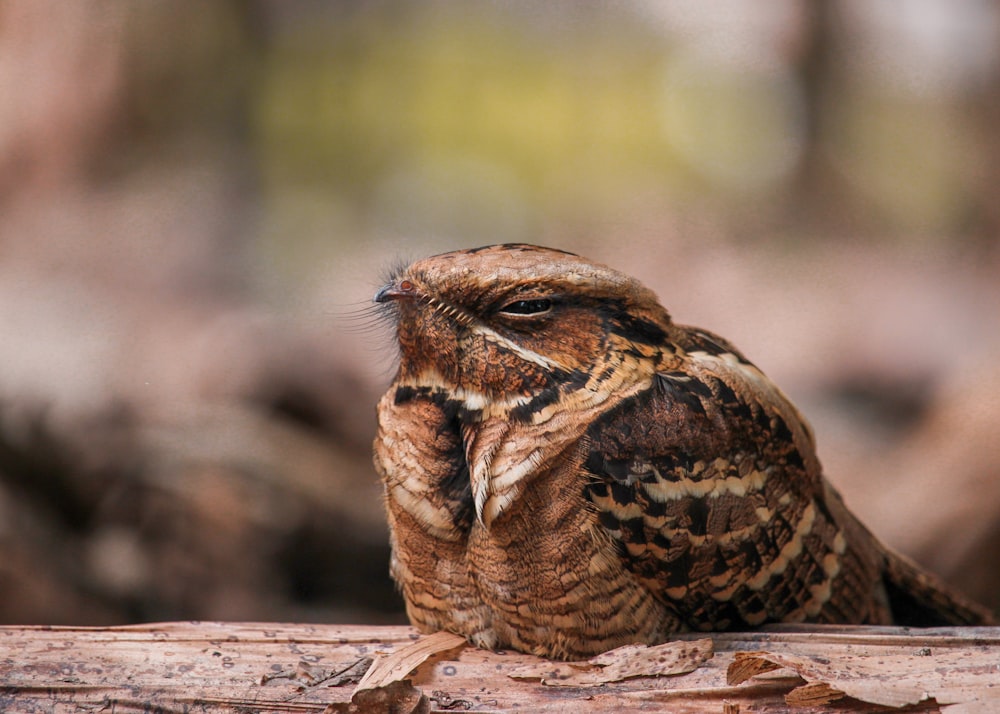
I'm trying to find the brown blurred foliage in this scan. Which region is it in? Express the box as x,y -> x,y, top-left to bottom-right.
0,1 -> 998,625
0,0 -> 398,625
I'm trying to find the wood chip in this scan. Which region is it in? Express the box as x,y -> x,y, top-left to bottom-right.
354,631 -> 467,694
508,638 -> 713,686
786,680 -> 845,707
349,679 -> 429,713
726,650 -> 783,685
727,647 -> 1000,710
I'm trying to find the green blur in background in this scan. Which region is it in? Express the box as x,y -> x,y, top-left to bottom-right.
1,0 -> 998,626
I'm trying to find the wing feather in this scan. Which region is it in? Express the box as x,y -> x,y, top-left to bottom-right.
583,333 -> 889,629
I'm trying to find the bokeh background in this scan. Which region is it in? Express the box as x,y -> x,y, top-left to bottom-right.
1,0 -> 998,626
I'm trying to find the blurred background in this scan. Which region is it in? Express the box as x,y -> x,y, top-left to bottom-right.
1,0 -> 998,626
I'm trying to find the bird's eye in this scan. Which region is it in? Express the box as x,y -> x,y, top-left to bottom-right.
498,298 -> 553,316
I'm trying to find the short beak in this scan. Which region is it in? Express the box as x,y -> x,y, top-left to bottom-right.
373,281 -> 417,304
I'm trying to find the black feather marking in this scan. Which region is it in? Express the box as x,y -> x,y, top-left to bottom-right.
685,328 -> 756,366
770,414 -> 793,443
714,379 -> 739,406
603,459 -> 633,482
653,450 -> 698,477
441,459 -> 474,531
611,314 -> 668,345
737,538 -> 764,574
597,509 -> 620,531
584,450 -> 606,476
728,399 -> 755,422
393,385 -> 420,404
710,550 -> 731,577
684,498 -> 709,537
665,553 -> 692,589
588,481 -> 609,499
753,405 -> 771,431
643,498 -> 667,518
621,517 -> 646,542
610,480 -> 634,507
564,368 -> 591,389
784,449 -> 805,470
652,531 -> 672,551
655,372 -> 711,416
509,387 -> 561,423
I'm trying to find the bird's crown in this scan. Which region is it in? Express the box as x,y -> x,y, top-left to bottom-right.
375,243 -> 673,398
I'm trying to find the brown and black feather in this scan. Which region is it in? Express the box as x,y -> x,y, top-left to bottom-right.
373,243 -> 995,660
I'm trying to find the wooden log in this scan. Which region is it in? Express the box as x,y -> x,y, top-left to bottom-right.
1,622 -> 998,712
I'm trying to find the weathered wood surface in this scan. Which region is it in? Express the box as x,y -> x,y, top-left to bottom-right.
1,622 -> 999,713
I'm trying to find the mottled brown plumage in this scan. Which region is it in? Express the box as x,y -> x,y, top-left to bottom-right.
372,243 -> 994,660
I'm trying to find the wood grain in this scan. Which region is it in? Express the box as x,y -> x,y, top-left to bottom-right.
1,622 -> 998,712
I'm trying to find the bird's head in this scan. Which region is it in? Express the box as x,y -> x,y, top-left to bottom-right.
375,244 -> 672,403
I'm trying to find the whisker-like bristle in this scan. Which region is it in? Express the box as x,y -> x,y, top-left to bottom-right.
333,302 -> 399,335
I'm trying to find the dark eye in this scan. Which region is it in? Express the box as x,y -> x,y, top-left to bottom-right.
498,298 -> 553,316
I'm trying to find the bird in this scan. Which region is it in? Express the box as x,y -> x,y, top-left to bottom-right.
371,243 -> 995,661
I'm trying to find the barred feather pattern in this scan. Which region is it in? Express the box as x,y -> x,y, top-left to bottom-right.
372,243 -> 994,660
